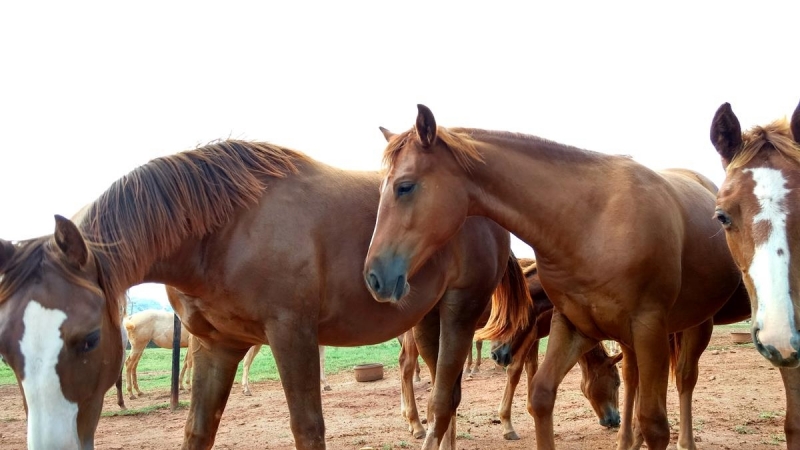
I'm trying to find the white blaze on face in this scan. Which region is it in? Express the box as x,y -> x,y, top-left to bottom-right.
20,300 -> 80,450
746,168 -> 798,359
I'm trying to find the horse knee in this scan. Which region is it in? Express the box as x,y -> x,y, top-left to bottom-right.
530,385 -> 556,419
637,411 -> 670,446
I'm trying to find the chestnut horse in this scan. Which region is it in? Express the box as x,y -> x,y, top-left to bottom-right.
0,140 -> 530,450
364,105 -> 746,450
709,100 -> 800,448
487,259 -> 622,440
401,257 -> 621,441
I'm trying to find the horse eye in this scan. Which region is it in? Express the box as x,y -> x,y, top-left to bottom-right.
714,209 -> 732,228
395,182 -> 416,198
79,330 -> 101,353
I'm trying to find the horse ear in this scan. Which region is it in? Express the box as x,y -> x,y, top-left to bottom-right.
0,239 -> 15,273
415,104 -> 437,148
610,351 -> 623,366
379,126 -> 396,142
791,99 -> 800,144
53,214 -> 88,268
710,102 -> 743,168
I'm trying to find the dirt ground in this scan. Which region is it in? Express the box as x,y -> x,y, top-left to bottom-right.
0,327 -> 790,449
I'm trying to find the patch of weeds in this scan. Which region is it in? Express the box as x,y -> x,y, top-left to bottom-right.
398,441 -> 410,448
381,444 -> 392,450
693,417 -> 705,432
762,434 -> 787,446
456,432 -> 473,440
759,411 -> 782,420
102,401 -> 189,417
353,438 -> 367,446
734,425 -> 753,434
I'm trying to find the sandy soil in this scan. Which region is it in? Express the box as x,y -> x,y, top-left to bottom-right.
0,327 -> 790,449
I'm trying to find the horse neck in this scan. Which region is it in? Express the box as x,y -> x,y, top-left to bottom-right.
466,133 -> 622,266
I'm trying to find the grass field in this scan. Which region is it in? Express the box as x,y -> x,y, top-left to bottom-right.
0,322 -> 751,389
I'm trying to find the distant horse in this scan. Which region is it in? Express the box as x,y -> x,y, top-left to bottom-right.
0,140 -> 530,450
401,257 -> 621,441
123,308 -> 192,398
709,100 -> 800,448
364,105 -> 746,450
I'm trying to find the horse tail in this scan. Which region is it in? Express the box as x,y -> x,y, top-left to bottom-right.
668,332 -> 680,383
475,251 -> 533,342
123,316 -> 135,333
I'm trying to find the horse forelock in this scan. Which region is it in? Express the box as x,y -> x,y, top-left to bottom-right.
382,126 -> 483,173
728,118 -> 800,172
80,140 -> 307,301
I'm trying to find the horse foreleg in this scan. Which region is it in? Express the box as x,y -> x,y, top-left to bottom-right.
474,340 -> 482,373
419,293 -> 488,450
780,367 -> 800,449
672,321 -> 712,450
182,339 -> 247,450
319,346 -> 331,391
629,317 -> 670,450
241,344 -> 261,396
530,310 -> 597,450
498,338 -> 538,440
616,346 -> 639,450
464,341 -> 473,375
266,323 -> 325,450
115,369 -> 126,410
398,330 -> 425,439
414,357 -> 422,382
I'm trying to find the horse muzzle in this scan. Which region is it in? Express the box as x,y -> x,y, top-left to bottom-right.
364,254 -> 410,303
753,328 -> 800,369
490,343 -> 512,367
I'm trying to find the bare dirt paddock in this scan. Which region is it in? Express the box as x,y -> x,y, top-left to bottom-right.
0,328 -> 790,449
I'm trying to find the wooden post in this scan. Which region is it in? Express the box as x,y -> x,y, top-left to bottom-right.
170,313 -> 181,411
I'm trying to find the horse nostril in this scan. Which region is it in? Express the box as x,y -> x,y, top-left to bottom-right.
491,352 -> 500,362
367,271 -> 382,292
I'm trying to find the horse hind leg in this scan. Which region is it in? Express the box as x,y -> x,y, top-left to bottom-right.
398,330 -> 425,439
319,345 -> 331,391
182,339 -> 248,449
473,339 -> 482,373
241,344 -> 261,396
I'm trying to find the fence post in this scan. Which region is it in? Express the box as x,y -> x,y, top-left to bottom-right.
170,313 -> 181,411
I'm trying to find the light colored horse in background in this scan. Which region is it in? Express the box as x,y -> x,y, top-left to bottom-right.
123,309 -> 192,399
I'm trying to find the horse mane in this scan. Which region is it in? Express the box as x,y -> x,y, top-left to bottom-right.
78,140 -> 308,301
728,118 -> 800,171
1,140 -> 306,328
383,125 -> 615,173
382,126 -> 484,173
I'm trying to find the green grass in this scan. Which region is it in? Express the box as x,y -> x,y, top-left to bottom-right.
102,400 -> 189,417
1,339 -> 404,389
0,321 -> 752,388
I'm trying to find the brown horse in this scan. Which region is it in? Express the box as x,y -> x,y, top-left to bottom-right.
486,259 -> 623,440
0,140 -> 531,450
709,100 -> 800,448
364,105 -> 746,450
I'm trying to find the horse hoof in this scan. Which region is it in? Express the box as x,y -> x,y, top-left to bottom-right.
413,376 -> 421,383
413,430 -> 426,439
129,395 -> 136,400
243,390 -> 252,396
503,431 -> 520,440
323,385 -> 332,391
119,406 -> 128,411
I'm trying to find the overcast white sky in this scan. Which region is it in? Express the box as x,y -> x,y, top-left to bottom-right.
2,2 -> 799,303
